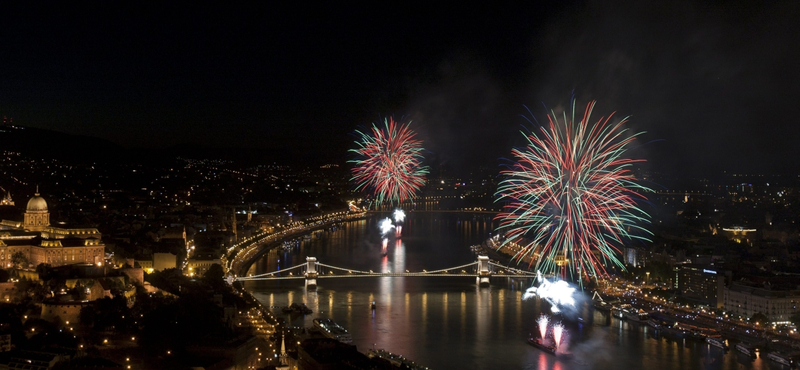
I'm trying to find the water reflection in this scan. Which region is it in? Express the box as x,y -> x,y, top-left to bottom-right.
244,213 -> 776,370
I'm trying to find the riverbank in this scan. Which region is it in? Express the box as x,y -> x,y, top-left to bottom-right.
474,235 -> 535,271
606,293 -> 800,354
226,211 -> 366,276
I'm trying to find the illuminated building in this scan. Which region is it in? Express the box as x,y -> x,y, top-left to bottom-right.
0,188 -> 13,206
185,252 -> 221,276
724,283 -> 800,324
625,247 -> 640,267
0,192 -> 105,267
720,226 -> 757,245
677,265 -> 725,308
152,252 -> 177,271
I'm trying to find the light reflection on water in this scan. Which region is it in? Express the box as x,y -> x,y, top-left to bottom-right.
244,213 -> 778,370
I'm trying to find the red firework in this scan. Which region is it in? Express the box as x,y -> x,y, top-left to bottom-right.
495,100 -> 652,278
350,117 -> 428,205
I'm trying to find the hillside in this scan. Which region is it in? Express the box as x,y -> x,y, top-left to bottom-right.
0,125 -> 129,163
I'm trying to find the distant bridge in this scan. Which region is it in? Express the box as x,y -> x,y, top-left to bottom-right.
234,255 -> 536,287
366,210 -> 499,215
227,209 -> 499,276
225,211 -> 367,276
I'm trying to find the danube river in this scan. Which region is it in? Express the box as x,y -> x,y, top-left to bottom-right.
243,212 -> 780,370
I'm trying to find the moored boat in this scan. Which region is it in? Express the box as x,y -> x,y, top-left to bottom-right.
313,318 -> 353,344
660,323 -> 688,338
591,292 -> 616,312
611,304 -> 631,319
735,342 -> 757,358
624,309 -> 649,322
766,352 -> 793,366
706,337 -> 728,350
367,349 -> 430,370
593,300 -> 613,311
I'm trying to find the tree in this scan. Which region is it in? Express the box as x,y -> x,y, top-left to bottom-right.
751,312 -> 769,325
69,282 -> 88,300
0,303 -> 27,348
14,280 -> 49,303
11,252 -> 29,269
35,264 -> 54,280
27,318 -> 77,349
140,293 -> 227,351
90,296 -> 133,333
147,268 -> 188,294
79,306 -> 96,329
202,263 -> 225,293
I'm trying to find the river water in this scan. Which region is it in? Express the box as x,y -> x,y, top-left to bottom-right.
243,212 -> 780,370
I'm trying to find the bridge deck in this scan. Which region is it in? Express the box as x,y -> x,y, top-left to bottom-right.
234,255 -> 537,282
237,273 -> 535,281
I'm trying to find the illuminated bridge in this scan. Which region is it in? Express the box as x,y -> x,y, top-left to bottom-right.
234,255 -> 537,287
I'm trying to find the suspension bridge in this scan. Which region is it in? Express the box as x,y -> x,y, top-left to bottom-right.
234,255 -> 537,287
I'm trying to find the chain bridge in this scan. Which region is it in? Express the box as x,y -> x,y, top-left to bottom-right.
234,255 -> 537,287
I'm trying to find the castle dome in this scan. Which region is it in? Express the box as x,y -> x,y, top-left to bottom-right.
27,193 -> 48,212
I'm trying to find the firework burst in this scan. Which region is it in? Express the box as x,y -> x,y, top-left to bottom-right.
393,209 -> 406,223
495,100 -> 652,279
379,218 -> 395,236
350,118 -> 429,206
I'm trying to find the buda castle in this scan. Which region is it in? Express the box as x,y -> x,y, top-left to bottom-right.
0,191 -> 104,268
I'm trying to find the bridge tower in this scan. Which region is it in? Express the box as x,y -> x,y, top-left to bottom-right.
477,255 -> 491,286
305,257 -> 318,288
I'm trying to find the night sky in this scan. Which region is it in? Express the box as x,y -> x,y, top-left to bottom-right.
1,2 -> 799,176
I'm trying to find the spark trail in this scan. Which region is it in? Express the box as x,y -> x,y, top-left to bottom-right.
553,323 -> 564,349
537,315 -> 549,340
495,100 -> 652,279
350,118 -> 428,206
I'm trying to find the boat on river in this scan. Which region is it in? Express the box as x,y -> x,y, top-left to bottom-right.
659,323 -> 688,338
313,318 -> 353,344
526,336 -> 556,355
367,349 -> 430,370
624,308 -> 650,322
766,352 -> 793,366
611,304 -> 649,322
593,300 -> 613,311
591,292 -> 617,312
611,304 -> 631,319
706,337 -> 728,350
735,342 -> 757,357
676,322 -> 719,341
282,303 -> 312,315
290,302 -> 313,314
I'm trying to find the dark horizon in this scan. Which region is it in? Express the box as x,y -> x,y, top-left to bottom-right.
1,1 -> 799,177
